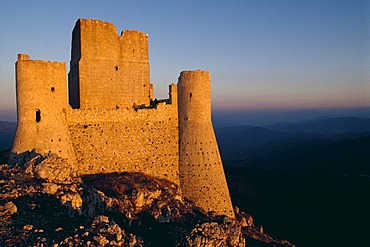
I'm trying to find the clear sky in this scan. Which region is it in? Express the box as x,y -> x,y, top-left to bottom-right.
0,0 -> 369,122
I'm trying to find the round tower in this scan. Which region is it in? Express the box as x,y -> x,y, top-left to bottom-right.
178,70 -> 234,217
11,54 -> 75,163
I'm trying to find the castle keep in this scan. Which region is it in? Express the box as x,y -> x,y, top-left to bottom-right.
11,19 -> 234,217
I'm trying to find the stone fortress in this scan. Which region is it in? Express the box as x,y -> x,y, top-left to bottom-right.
11,19 -> 234,217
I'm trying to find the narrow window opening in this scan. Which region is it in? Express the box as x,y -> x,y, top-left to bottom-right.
115,66 -> 119,71
51,87 -> 55,92
189,92 -> 192,97
36,109 -> 41,122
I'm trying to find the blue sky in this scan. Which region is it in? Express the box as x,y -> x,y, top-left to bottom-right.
0,0 -> 369,121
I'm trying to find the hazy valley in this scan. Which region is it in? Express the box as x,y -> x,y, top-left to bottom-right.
214,116 -> 370,246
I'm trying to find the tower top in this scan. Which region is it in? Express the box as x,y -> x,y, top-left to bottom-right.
179,70 -> 210,77
18,54 -> 30,61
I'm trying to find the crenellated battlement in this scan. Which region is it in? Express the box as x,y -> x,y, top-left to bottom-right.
10,19 -> 234,218
17,54 -> 30,60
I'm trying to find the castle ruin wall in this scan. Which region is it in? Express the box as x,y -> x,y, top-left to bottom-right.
66,103 -> 179,185
68,19 -> 151,109
11,19 -> 235,218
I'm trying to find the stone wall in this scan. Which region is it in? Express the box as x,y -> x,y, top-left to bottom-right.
69,19 -> 151,109
66,102 -> 179,185
68,22 -> 81,109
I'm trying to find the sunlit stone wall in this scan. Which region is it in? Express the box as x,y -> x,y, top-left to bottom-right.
69,19 -> 151,109
66,102 -> 179,185
12,55 -> 75,163
178,70 -> 234,217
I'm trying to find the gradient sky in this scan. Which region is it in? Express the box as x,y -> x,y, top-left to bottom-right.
0,0 -> 369,121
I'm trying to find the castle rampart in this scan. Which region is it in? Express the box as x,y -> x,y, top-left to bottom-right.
11,19 -> 234,218
65,102 -> 179,185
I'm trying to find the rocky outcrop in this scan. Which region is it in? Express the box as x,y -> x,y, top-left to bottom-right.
57,215 -> 144,247
186,218 -> 245,247
10,151 -> 79,184
0,155 -> 295,246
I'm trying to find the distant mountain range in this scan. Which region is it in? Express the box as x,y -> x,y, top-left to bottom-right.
218,117 -> 370,246
264,116 -> 370,134
215,117 -> 370,174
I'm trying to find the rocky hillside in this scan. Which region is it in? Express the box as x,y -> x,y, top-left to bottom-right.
0,152 -> 294,247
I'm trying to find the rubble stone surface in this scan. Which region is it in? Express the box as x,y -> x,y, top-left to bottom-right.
0,159 -> 295,247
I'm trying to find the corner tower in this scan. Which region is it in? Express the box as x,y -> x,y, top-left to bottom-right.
178,70 -> 234,217
11,54 -> 74,162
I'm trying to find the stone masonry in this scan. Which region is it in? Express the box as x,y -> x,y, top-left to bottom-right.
10,19 -> 234,217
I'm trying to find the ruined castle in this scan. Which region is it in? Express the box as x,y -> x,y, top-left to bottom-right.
11,19 -> 234,217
